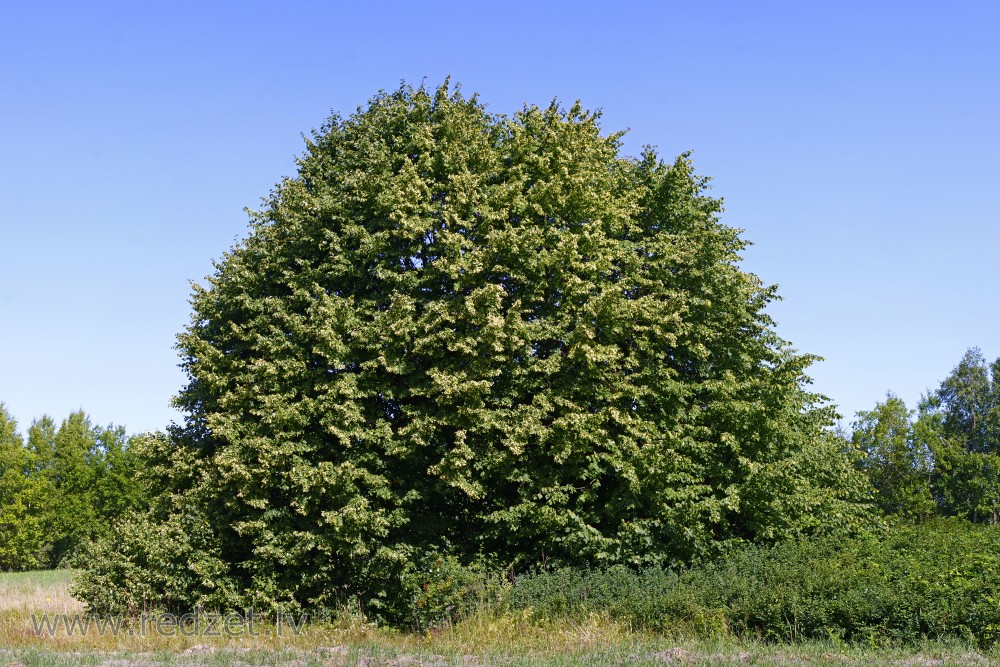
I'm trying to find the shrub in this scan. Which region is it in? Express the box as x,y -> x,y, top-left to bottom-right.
500,519 -> 1000,645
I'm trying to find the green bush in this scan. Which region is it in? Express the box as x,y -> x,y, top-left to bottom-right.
499,519 -> 1000,645
404,553 -> 507,631
508,565 -> 726,637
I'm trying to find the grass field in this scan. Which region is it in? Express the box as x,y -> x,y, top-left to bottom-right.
0,570 -> 996,666
0,570 -> 82,617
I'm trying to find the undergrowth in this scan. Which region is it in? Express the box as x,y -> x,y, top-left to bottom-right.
408,518 -> 1000,646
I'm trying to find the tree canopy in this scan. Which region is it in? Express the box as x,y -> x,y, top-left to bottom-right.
852,394 -> 935,520
76,82 -> 873,620
852,347 -> 1000,525
0,405 -> 145,571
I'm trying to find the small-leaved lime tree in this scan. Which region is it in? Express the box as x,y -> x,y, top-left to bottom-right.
76,82 -> 873,622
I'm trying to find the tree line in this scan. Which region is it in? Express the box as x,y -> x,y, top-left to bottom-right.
853,347 -> 1000,524
0,406 -> 146,571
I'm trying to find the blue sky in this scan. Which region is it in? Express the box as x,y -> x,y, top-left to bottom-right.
1,1 -> 997,433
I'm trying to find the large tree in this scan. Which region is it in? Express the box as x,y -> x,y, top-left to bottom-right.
77,82 -> 872,619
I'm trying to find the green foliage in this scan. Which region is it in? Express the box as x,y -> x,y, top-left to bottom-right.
934,348 -> 1000,454
404,553 -> 503,631
71,501 -> 239,615
926,427 -> 1000,524
852,395 -> 935,520
508,565 -> 726,638
921,348 -> 1000,523
79,81 -> 873,620
502,519 -> 1000,645
0,405 -> 147,571
0,405 -> 47,570
47,411 -> 101,564
92,428 -> 147,521
853,348 -> 1000,525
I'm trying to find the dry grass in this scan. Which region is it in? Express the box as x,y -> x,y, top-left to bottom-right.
0,571 -> 997,666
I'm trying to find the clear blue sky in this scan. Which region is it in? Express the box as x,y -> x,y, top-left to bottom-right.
1,1 -> 997,434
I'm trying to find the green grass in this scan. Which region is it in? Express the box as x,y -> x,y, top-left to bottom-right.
0,570 -> 76,588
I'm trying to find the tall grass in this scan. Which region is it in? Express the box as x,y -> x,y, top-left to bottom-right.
0,569 -> 82,615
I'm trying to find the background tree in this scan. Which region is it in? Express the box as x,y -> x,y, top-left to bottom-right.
76,82 -> 874,619
45,411 -> 100,565
27,415 -> 57,476
851,348 -> 1000,524
0,407 -> 148,570
934,348 -> 999,454
91,426 -> 145,524
0,405 -> 47,570
851,394 -> 935,520
919,350 -> 1000,523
